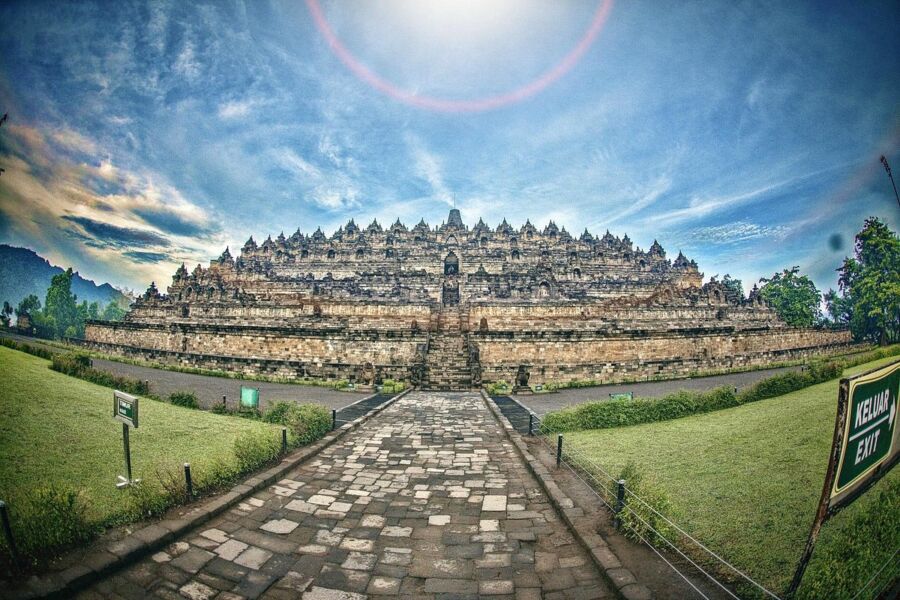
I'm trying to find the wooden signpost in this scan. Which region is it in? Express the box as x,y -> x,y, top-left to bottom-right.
788,359 -> 899,596
113,390 -> 141,488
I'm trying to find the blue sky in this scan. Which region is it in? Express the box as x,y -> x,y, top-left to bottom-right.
0,0 -> 897,295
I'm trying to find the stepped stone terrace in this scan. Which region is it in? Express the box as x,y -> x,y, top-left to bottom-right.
84,209 -> 851,390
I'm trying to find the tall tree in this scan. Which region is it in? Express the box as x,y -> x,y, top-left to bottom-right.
758,267 -> 822,327
15,294 -> 40,318
1,301 -> 11,328
835,218 -> 900,345
101,302 -> 127,321
44,268 -> 78,339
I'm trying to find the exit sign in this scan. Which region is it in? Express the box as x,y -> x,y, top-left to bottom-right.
831,360 -> 899,507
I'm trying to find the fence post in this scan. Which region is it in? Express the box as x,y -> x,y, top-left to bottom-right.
528,413 -> 534,436
556,434 -> 563,467
183,463 -> 193,501
0,500 -> 20,570
281,427 -> 288,454
222,395 -> 226,410
332,409 -> 337,431
614,479 -> 626,529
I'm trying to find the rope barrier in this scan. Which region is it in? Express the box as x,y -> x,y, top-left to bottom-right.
849,546 -> 899,600
521,408 -> 781,600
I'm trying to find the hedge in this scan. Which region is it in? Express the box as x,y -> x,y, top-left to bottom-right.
539,347 -> 900,433
49,352 -> 149,395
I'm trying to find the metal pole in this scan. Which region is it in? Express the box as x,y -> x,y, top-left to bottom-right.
123,423 -> 132,482
614,479 -> 626,529
528,413 -> 534,436
556,434 -> 563,467
183,463 -> 193,501
281,428 -> 288,454
222,395 -> 226,410
881,155 -> 900,208
332,409 -> 337,431
0,500 -> 20,570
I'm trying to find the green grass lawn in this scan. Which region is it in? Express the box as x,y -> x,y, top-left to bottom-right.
563,354 -> 900,597
0,345 -> 282,524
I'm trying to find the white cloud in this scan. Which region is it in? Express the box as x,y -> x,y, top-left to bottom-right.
218,99 -> 254,120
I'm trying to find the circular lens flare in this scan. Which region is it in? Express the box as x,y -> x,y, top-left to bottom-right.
306,0 -> 614,113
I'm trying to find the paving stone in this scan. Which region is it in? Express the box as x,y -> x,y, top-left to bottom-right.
260,519 -> 300,534
214,539 -> 249,561
177,581 -> 217,600
78,392 -> 615,600
235,546 -> 274,570
170,548 -> 214,574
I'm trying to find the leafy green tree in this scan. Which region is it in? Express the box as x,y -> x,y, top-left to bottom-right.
823,288 -> 852,325
721,275 -> 744,302
758,266 -> 822,327
88,302 -> 100,321
1,301 -> 11,328
15,294 -> 41,318
44,268 -> 79,339
835,218 -> 900,345
101,302 -> 127,321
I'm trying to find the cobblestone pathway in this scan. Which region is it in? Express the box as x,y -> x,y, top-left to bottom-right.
78,392 -> 611,599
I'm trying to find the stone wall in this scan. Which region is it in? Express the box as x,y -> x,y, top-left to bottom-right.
473,327 -> 852,384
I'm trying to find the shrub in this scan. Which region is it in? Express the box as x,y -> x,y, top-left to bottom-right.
124,481 -> 171,520
486,380 -> 511,395
0,486 -> 96,569
541,386 -> 738,433
0,338 -> 54,360
233,431 -> 282,472
50,351 -> 149,395
263,402 -> 331,446
615,462 -> 678,547
380,379 -> 406,393
797,478 -> 900,600
168,391 -> 199,409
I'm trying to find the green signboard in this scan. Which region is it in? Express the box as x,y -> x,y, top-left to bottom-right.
609,392 -> 634,401
831,360 -> 899,504
240,386 -> 259,409
113,390 -> 139,428
788,359 -> 899,594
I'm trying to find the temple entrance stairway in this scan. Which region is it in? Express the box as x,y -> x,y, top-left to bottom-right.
424,306 -> 475,391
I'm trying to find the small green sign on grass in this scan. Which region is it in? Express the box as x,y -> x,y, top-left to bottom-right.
240,386 -> 259,409
609,392 -> 634,401
113,390 -> 138,428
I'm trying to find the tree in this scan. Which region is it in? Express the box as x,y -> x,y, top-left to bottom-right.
101,302 -> 127,321
44,268 -> 79,339
834,218 -> 900,345
758,266 -> 822,327
15,294 -> 41,318
1,301 -> 11,328
823,288 -> 852,325
721,275 -> 744,302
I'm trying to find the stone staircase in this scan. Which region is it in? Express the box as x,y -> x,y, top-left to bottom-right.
424,307 -> 476,391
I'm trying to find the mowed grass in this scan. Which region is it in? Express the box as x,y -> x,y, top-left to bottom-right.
0,345 -> 281,523
564,355 -> 900,596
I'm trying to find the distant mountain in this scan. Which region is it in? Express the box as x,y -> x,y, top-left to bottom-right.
0,245 -> 129,311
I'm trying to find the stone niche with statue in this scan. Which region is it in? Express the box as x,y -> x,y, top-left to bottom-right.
84,209 -> 852,390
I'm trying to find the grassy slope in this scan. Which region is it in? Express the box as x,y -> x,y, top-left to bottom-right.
565,355 -> 900,594
0,346 -> 279,523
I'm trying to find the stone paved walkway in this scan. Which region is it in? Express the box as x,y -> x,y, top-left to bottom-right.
78,392 -> 611,600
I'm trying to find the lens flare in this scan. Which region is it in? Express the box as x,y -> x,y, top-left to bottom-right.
306,0 -> 614,113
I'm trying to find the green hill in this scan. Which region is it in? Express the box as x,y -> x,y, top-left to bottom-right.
0,244 -> 129,312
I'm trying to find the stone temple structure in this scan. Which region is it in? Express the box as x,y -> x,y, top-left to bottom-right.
85,209 -> 851,390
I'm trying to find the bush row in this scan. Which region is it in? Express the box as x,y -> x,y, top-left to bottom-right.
49,352 -> 149,395
540,347 -> 900,433
0,338 -> 55,360
0,400 -> 333,572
